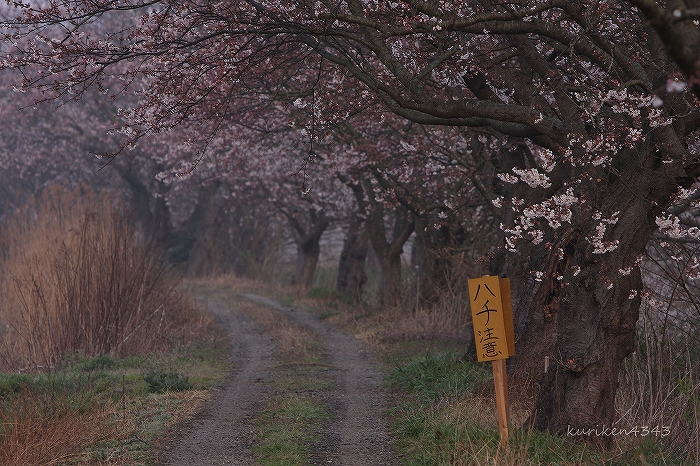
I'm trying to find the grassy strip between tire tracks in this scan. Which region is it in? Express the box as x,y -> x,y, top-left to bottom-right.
211,287 -> 331,466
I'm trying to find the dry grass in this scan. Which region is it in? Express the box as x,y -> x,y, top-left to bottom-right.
0,185 -> 213,372
329,245 -> 478,352
0,392 -> 117,466
291,285 -> 473,360
95,389 -> 212,466
615,306 -> 700,462
0,370 -> 216,465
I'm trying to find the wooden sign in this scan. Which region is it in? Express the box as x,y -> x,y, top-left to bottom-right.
468,275 -> 515,449
468,275 -> 515,362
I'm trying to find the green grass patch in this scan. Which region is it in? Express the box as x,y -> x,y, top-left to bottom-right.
253,396 -> 328,466
387,351 -> 491,402
142,370 -> 192,393
0,344 -> 229,465
386,351 -> 500,465
386,352 -> 556,465
385,351 -> 691,465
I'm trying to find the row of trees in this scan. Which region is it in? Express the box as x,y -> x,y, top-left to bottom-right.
2,0 -> 699,435
0,70 -> 481,302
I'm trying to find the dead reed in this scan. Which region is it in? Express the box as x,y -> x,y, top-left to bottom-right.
615,302 -> 700,463
0,390 -> 116,466
0,184 -> 211,372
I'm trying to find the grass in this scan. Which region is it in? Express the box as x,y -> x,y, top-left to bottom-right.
387,352 -> 492,402
385,352 -> 572,465
3,254 -> 696,465
253,396 -> 328,466
280,272 -> 697,466
0,345 -> 228,465
190,282 -> 331,466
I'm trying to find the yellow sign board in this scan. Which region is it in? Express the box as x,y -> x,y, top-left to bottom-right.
468,275 -> 515,362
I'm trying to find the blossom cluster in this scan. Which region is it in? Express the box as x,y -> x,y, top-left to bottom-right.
500,188 -> 578,251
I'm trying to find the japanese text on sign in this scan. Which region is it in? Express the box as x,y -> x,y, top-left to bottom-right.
468,275 -> 515,362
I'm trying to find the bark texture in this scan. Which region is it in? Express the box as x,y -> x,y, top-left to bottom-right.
511,144 -> 684,433
336,212 -> 368,302
288,211 -> 330,292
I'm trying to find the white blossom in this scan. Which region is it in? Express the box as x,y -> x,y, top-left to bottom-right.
497,173 -> 518,184
618,266 -> 633,276
666,79 -> 687,93
588,213 -> 620,254
512,168 -> 552,188
531,229 -> 544,244
656,214 -> 685,239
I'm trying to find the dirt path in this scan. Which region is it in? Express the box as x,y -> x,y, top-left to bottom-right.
158,292 -> 396,466
158,295 -> 276,466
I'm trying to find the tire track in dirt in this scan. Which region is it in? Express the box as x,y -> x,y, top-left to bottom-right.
241,294 -> 396,466
158,296 -> 276,466
158,292 -> 396,465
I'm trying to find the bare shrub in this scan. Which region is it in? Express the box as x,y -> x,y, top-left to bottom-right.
393,246 -> 485,343
0,185 -> 211,372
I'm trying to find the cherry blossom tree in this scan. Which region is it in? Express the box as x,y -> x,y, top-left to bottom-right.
3,0 -> 700,435
153,113 -> 356,288
0,70 -> 174,242
333,114 -> 500,307
340,169 -> 415,307
626,0 -> 700,99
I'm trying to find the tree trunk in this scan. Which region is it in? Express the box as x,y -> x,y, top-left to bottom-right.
411,218 -> 446,307
411,217 -> 475,308
532,256 -> 643,433
336,212 -> 368,302
529,193 -> 650,432
339,174 -> 416,307
117,160 -> 171,246
510,144 -> 682,434
289,214 -> 329,292
378,252 -> 403,307
293,237 -> 321,291
185,182 -> 223,276
365,205 -> 414,307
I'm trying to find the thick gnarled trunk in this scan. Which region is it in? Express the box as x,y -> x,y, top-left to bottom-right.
510,144 -> 681,434
532,261 -> 642,432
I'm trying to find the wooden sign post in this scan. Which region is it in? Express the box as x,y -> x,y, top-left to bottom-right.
468,275 -> 515,449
